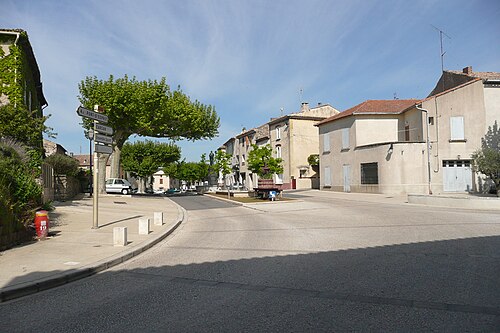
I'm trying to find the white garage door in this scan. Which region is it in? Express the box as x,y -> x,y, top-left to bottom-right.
442,160 -> 472,192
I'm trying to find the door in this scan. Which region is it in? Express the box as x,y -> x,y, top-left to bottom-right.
443,160 -> 472,192
343,164 -> 351,192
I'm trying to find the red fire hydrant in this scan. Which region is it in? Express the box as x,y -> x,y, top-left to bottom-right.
34,210 -> 49,239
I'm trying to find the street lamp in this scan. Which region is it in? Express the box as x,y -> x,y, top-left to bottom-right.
84,129 -> 94,196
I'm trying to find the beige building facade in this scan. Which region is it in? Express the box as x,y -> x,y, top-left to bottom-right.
318,67 -> 500,195
224,103 -> 339,190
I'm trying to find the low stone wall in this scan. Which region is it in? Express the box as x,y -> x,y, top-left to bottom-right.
54,175 -> 80,201
0,228 -> 33,251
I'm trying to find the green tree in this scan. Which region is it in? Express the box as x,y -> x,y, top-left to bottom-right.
0,104 -> 54,149
78,75 -> 220,185
214,150 -> 232,197
176,161 -> 201,186
44,154 -> 79,176
0,138 -> 43,236
472,121 -> 500,195
247,144 -> 283,179
121,140 -> 181,192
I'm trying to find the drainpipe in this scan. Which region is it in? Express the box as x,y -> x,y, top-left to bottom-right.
416,104 -> 433,195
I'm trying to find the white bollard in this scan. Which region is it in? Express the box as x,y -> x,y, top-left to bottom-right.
138,218 -> 150,235
154,212 -> 164,226
113,227 -> 127,246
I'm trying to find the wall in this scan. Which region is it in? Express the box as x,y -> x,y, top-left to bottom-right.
321,142 -> 428,195
483,85 -> 500,132
422,80 -> 486,193
289,118 -> 321,189
54,175 -> 80,201
356,117 -> 398,146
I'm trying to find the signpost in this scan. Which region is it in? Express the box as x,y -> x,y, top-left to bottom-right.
95,143 -> 113,154
77,105 -> 113,229
94,133 -> 113,145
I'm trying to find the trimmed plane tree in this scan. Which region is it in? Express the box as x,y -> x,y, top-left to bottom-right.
78,75 -> 219,192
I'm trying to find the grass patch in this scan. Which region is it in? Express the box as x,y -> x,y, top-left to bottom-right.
206,193 -> 294,203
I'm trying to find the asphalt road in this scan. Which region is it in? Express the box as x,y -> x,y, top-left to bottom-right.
1,193 -> 499,332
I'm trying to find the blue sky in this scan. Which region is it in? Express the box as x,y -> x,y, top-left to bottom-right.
4,0 -> 500,161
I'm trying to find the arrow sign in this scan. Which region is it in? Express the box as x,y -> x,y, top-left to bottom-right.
95,123 -> 113,135
94,133 -> 113,145
77,106 -> 108,123
95,144 -> 113,154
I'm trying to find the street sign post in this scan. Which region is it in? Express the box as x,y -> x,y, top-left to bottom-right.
76,105 -> 112,229
95,123 -> 113,135
94,133 -> 113,145
77,106 -> 109,123
95,144 -> 113,154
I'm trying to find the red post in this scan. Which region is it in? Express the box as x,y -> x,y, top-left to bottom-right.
34,210 -> 49,239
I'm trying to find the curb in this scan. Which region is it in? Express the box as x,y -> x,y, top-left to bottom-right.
0,198 -> 186,303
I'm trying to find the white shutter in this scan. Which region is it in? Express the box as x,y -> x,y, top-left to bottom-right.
342,128 -> 349,149
324,166 -> 331,186
450,117 -> 464,140
323,133 -> 330,153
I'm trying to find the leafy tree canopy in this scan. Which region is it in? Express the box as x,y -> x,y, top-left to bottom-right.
0,104 -> 54,149
44,154 -> 79,176
472,121 -> 500,195
247,144 -> 283,179
214,150 -> 232,177
307,154 -> 319,166
121,140 -> 181,179
78,75 -> 220,178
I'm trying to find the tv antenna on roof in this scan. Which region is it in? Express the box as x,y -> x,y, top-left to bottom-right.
431,25 -> 451,73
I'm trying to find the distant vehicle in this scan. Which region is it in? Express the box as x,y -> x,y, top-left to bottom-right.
105,178 -> 136,195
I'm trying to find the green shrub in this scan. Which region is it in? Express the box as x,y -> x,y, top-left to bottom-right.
44,153 -> 79,176
0,138 -> 42,234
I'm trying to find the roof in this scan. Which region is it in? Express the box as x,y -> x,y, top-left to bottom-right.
420,78 -> 482,104
446,69 -> 500,81
316,99 -> 419,126
73,154 -> 111,166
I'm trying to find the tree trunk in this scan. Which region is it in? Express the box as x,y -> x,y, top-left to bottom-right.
110,145 -> 121,179
98,154 -> 109,194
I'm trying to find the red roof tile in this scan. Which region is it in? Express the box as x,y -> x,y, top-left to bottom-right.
317,99 -> 419,126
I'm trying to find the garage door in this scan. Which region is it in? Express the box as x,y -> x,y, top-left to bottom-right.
442,160 -> 472,192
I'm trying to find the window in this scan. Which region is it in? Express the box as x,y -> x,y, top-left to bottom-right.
341,128 -> 349,150
242,154 -> 245,165
159,178 -> 163,185
405,125 -> 410,141
324,166 -> 331,186
276,126 -> 281,140
429,116 -> 434,125
300,169 -> 307,178
450,116 -> 465,141
323,133 -> 330,153
275,145 -> 282,158
361,163 -> 378,184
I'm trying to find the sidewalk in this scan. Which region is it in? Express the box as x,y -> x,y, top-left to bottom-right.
0,194 -> 185,302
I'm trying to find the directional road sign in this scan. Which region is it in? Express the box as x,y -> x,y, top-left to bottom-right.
77,106 -> 108,123
94,133 -> 113,145
95,123 -> 113,135
95,144 -> 113,154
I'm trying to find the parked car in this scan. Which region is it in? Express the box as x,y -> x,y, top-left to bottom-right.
105,178 -> 136,195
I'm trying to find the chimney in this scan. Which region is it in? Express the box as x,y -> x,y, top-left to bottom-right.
300,102 -> 310,112
463,66 -> 472,75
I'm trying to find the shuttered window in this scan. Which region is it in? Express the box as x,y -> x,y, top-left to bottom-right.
324,166 -> 331,186
323,133 -> 330,153
342,128 -> 349,150
450,116 -> 465,141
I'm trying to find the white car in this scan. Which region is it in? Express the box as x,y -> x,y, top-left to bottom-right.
105,178 -> 136,195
